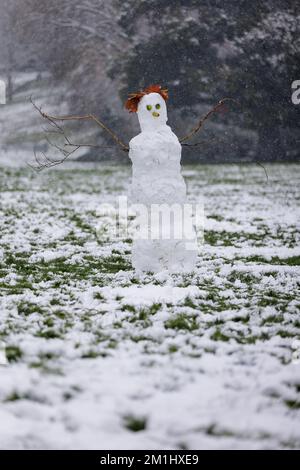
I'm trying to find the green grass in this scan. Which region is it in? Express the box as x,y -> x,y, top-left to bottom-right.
36,329 -> 62,339
123,415 -> 147,432
0,164 -> 299,447
4,391 -> 29,402
242,255 -> 300,266
17,302 -> 46,316
285,400 -> 300,410
210,329 -> 231,342
81,350 -> 108,359
1,252 -> 132,293
5,345 -> 23,363
165,313 -> 198,331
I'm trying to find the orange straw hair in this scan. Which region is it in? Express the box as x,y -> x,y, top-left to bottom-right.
125,84 -> 168,113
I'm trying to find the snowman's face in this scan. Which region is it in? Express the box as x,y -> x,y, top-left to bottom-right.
137,92 -> 168,132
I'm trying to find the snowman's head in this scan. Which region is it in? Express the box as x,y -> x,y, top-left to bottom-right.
137,92 -> 168,132
125,84 -> 168,132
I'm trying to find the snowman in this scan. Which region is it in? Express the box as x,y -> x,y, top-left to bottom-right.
33,84 -> 231,272
125,85 -> 198,273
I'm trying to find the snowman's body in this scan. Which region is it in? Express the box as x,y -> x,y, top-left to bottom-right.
128,92 -> 197,273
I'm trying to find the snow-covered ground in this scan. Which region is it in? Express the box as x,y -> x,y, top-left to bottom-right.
0,73 -> 299,449
0,160 -> 299,449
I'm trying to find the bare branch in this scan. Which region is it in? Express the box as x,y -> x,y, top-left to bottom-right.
255,161 -> 269,182
31,97 -> 128,151
30,97 -> 129,171
182,137 -> 225,148
179,98 -> 238,143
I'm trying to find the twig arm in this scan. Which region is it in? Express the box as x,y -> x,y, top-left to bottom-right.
179,98 -> 237,143
30,97 -> 129,152
30,97 -> 129,171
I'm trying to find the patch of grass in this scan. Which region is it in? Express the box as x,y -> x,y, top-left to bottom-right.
261,314 -> 284,325
285,399 -> 300,409
236,332 -> 270,344
81,349 -> 107,359
231,315 -> 250,324
263,271 -> 278,277
62,231 -> 85,246
123,415 -> 147,432
4,391 -> 29,402
3,251 -> 131,286
258,297 -> 279,307
227,271 -> 256,285
94,292 -> 105,301
205,230 -> 266,247
50,298 -> 62,306
85,254 -> 132,273
38,352 -> 59,361
277,330 -> 296,339
211,329 -> 230,342
183,296 -> 197,309
17,301 -> 45,317
6,345 -> 23,363
206,318 -> 225,327
62,391 -> 73,401
136,309 -> 148,322
203,292 -> 239,313
140,303 -> 162,316
127,303 -> 162,328
130,335 -> 151,343
36,329 -> 62,339
258,289 -> 294,309
165,313 -> 198,331
53,309 -> 68,319
207,214 -> 224,222
29,361 -> 63,375
121,304 -> 136,313
70,213 -> 94,233
205,423 -> 236,437
205,230 -> 234,247
197,302 -> 214,314
242,255 -> 300,266
0,277 -> 34,295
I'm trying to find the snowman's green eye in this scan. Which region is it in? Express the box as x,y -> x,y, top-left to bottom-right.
146,104 -> 152,111
155,103 -> 161,109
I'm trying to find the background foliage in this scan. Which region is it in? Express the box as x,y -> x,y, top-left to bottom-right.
0,0 -> 299,162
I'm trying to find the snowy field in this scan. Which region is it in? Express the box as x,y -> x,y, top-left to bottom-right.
0,160 -> 299,450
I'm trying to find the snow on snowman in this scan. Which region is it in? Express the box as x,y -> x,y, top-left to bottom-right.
125,84 -> 198,273
32,85 -> 232,274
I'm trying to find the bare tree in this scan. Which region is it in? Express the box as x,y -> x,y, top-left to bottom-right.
17,0 -> 131,149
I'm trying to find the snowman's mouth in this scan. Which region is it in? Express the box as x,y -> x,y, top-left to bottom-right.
152,111 -> 160,118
